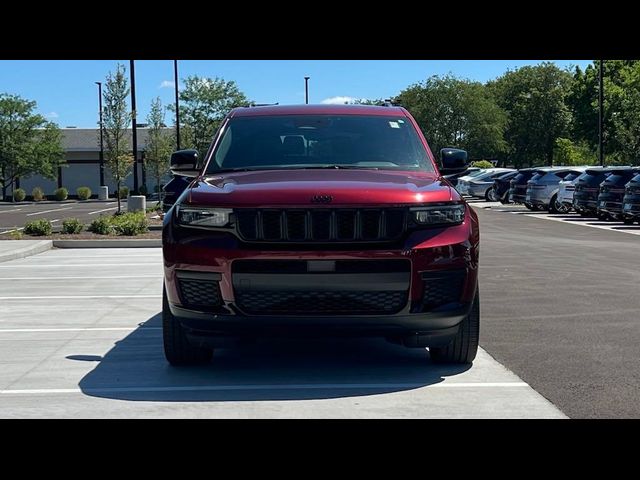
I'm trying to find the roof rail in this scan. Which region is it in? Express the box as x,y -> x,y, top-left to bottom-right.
243,102 -> 279,108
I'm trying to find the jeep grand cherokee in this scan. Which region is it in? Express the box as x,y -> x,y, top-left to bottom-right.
162,104 -> 480,365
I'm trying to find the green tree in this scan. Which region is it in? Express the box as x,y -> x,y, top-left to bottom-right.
489,62 -> 573,168
145,97 -> 174,203
0,94 -> 64,201
553,138 -> 597,166
170,76 -> 248,158
102,64 -> 134,213
395,75 -> 507,160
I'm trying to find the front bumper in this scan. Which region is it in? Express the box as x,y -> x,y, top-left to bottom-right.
162,205 -> 480,343
622,197 -> 640,219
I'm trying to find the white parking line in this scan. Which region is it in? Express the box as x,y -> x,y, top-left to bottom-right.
0,263 -> 160,268
0,382 -> 530,396
25,207 -> 73,216
0,275 -> 162,280
88,207 -> 117,215
0,227 -> 24,235
0,327 -> 161,333
0,295 -> 162,300
0,209 -> 21,214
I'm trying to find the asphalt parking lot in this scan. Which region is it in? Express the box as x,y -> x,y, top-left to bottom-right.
0,200 -> 131,235
1,202 -> 638,418
0,248 -> 563,419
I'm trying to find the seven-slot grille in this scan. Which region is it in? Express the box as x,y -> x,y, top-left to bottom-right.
234,208 -> 406,242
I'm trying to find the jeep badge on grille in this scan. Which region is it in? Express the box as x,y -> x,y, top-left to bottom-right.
311,194 -> 333,204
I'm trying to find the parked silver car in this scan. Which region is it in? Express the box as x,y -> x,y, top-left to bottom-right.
458,168 -> 515,198
526,167 -> 587,213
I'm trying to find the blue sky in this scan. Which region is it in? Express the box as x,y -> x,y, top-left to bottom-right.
0,60 -> 592,128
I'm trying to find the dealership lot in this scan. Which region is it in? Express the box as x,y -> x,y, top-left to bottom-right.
1,203 -> 638,418
469,199 -> 640,236
0,200 -> 130,235
0,248 -> 563,418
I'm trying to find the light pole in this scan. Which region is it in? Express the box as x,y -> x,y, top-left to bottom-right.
304,76 -> 310,104
598,59 -> 604,167
174,60 -> 181,150
130,59 -> 139,195
95,81 -> 105,187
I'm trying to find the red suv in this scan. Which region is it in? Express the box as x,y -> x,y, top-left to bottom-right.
162,104 -> 480,365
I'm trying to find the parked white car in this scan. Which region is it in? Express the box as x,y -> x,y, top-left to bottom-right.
457,168 -> 515,198
558,170 -> 588,210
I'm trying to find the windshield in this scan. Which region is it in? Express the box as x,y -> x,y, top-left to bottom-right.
206,114 -> 433,173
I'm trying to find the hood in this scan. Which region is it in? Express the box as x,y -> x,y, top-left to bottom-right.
186,169 -> 456,207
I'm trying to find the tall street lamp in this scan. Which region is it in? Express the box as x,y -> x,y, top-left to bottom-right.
174,60 -> 181,150
304,76 -> 310,104
95,81 -> 105,187
599,59 -> 605,167
130,59 -> 139,195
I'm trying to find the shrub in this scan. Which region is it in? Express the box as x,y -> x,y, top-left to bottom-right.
118,186 -> 129,199
62,218 -> 83,234
112,211 -> 148,236
9,229 -> 23,239
32,187 -> 45,202
23,219 -> 53,236
471,160 -> 494,169
54,187 -> 68,201
13,188 -> 26,202
88,216 -> 114,235
77,186 -> 92,200
139,184 -> 148,196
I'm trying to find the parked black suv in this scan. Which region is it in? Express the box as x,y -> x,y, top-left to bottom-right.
573,167 -> 616,217
622,172 -> 640,224
598,167 -> 640,220
509,168 -> 536,208
493,171 -> 518,204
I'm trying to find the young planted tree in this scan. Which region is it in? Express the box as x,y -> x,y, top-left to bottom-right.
102,64 -> 134,214
169,76 -> 248,157
145,97 -> 174,205
0,94 -> 64,201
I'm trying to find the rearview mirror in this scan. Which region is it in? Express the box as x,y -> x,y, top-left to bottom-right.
170,149 -> 200,178
439,148 -> 469,175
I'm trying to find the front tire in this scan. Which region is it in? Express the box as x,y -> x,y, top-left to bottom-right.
430,290 -> 480,365
163,287 -> 213,366
485,187 -> 498,202
548,194 -> 566,214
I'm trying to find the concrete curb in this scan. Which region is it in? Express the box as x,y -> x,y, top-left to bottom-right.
0,240 -> 53,263
52,239 -> 161,248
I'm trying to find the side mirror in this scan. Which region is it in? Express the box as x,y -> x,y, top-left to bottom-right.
439,148 -> 469,175
170,149 -> 200,178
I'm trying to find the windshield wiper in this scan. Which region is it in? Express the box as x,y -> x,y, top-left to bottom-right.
297,165 -> 379,170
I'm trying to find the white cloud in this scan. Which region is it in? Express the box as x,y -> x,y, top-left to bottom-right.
45,111 -> 59,118
321,96 -> 358,105
159,80 -> 175,89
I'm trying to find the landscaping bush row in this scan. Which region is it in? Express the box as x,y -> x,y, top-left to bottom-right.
12,186 -> 94,201
21,212 -> 149,237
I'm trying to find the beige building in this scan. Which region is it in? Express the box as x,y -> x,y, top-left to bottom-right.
16,127 -> 174,198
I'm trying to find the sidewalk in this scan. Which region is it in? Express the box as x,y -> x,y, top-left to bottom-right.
0,240 -> 52,263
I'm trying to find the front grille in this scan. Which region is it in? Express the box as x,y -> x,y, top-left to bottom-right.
235,290 -> 408,315
235,208 -> 406,243
178,279 -> 222,310
420,270 -> 466,311
232,259 -> 410,274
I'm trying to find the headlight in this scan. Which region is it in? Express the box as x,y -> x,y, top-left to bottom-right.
411,204 -> 465,225
177,206 -> 233,227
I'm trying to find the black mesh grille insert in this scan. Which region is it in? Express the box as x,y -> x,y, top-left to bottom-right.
235,208 -> 406,243
421,270 -> 466,311
235,290 -> 408,315
178,279 -> 222,310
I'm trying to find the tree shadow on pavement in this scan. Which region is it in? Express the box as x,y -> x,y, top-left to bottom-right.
76,313 -> 471,402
